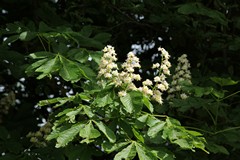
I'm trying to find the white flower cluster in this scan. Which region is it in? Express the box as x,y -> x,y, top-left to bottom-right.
98,46 -> 172,105
98,45 -> 118,79
167,54 -> 192,100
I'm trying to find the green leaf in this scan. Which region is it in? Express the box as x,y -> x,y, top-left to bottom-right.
120,91 -> 143,114
93,32 -> 111,43
210,77 -> 238,86
82,105 -> 95,118
79,121 -> 101,143
94,121 -> 116,143
177,3 -> 227,25
94,93 -> 113,107
66,107 -> 82,123
80,26 -> 93,37
206,142 -> 229,155
35,55 -> 61,79
132,128 -> 144,143
135,142 -> 157,160
3,35 -> 19,45
211,89 -> 225,98
114,142 -> 137,160
120,93 -> 134,113
173,139 -> 192,150
147,121 -> 166,138
142,96 -> 154,113
59,56 -> 84,82
151,147 -> 175,160
39,21 -> 54,32
55,123 -> 84,148
19,31 -> 36,41
102,141 -> 130,153
29,51 -> 53,59
38,97 -> 70,108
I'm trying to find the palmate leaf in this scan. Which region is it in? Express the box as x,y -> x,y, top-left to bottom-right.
59,55 -> 86,82
114,142 -> 137,160
35,55 -> 61,79
27,52 -> 91,82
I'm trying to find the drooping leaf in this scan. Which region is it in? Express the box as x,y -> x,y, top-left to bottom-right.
206,142 -> 229,155
142,95 -> 154,113
132,128 -> 144,143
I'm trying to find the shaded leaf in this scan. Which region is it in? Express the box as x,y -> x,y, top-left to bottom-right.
210,77 -> 238,86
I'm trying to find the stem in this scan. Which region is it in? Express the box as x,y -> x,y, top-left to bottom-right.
37,34 -> 47,51
203,106 -> 216,126
220,90 -> 240,101
184,126 -> 214,135
215,126 -> 240,134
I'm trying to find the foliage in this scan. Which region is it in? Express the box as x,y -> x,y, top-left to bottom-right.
1,0 -> 240,160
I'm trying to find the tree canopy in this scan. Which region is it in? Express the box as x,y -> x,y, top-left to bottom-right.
1,0 -> 240,160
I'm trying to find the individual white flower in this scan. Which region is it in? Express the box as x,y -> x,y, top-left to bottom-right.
180,93 -> 188,99
157,84 -> 166,91
143,79 -> 153,86
152,63 -> 160,69
154,76 -> 161,82
133,74 -> 141,81
142,86 -> 153,96
158,47 -> 170,60
124,77 -> 132,84
104,73 -> 112,78
152,90 -> 163,104
118,90 -> 127,97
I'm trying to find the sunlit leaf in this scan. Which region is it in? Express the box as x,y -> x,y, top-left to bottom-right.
114,142 -> 137,160
147,121 -> 166,138
54,123 -> 83,148
102,141 -> 130,153
79,121 -> 101,143
135,142 -> 157,160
